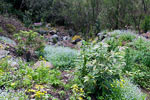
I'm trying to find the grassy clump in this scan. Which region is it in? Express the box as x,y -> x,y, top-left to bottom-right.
106,78 -> 147,100
43,45 -> 78,70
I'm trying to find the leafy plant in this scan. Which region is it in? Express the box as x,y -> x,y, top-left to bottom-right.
141,16 -> 150,33
33,63 -> 62,86
104,78 -> 147,100
76,41 -> 126,99
14,30 -> 45,55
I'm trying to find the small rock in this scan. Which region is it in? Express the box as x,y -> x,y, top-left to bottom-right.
97,32 -> 107,40
33,61 -> 53,70
49,30 -> 57,35
38,30 -> 48,35
46,23 -> 51,28
34,22 -> 42,27
63,36 -> 71,41
72,38 -> 81,44
49,34 -> 59,44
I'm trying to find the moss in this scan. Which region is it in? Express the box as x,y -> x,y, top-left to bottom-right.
6,24 -> 16,33
0,27 -> 3,33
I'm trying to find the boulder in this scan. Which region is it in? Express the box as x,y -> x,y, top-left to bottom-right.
33,61 -> 53,70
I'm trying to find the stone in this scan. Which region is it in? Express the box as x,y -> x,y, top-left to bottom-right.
46,23 -> 51,28
49,34 -> 59,44
142,32 -> 150,39
72,38 -> 81,44
63,36 -> 71,41
49,29 -> 57,35
97,32 -> 107,40
38,30 -> 48,35
33,61 -> 53,70
34,22 -> 42,27
0,50 -> 9,59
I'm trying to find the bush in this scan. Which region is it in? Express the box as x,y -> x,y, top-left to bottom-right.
141,16 -> 150,33
0,0 -> 13,14
14,30 -> 45,56
43,45 -> 78,70
104,78 -> 147,100
104,30 -> 136,51
75,41 -> 126,99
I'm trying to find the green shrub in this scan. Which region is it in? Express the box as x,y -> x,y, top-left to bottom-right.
104,78 -> 147,100
119,33 -> 136,42
33,65 -> 62,86
133,64 -> 150,90
0,0 -> 13,14
14,30 -> 45,55
104,30 -> 136,51
123,37 -> 150,90
141,16 -> 150,33
75,41 -> 126,99
43,45 -> 78,70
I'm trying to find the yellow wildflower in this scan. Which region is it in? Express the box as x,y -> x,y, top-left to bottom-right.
120,82 -> 124,88
72,84 -> 78,89
35,91 -> 45,98
80,88 -> 84,93
121,79 -> 125,83
111,84 -> 114,87
28,89 -> 36,93
11,83 -> 16,87
27,75 -> 32,80
78,96 -> 84,100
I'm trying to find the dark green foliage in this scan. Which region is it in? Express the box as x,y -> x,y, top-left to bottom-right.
2,0 -> 150,34
141,16 -> 150,33
76,41 -> 125,99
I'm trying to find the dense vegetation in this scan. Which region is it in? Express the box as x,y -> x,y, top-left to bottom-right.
1,0 -> 150,35
0,0 -> 150,100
